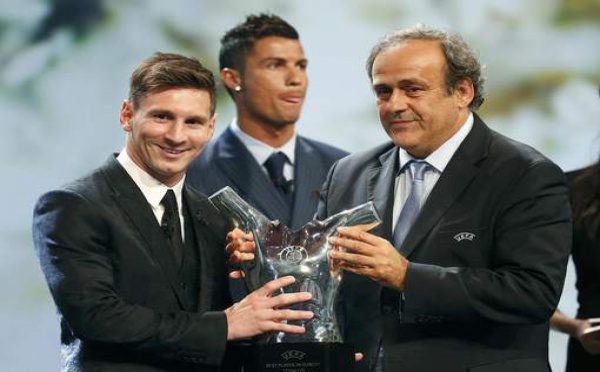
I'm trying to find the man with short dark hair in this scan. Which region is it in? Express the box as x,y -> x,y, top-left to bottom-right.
318,26 -> 572,371
32,52 -> 313,371
187,14 -> 348,231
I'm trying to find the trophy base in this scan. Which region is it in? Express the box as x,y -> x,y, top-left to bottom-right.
249,342 -> 354,372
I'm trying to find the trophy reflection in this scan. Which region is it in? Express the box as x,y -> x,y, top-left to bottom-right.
209,187 -> 380,371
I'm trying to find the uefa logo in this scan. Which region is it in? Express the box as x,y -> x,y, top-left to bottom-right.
279,246 -> 308,264
453,232 -> 476,242
281,349 -> 306,361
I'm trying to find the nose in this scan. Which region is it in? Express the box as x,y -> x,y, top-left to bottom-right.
387,89 -> 408,112
286,66 -> 306,87
164,121 -> 185,145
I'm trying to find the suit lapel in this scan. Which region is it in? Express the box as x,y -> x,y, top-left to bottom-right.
291,137 -> 323,229
215,128 -> 291,224
368,145 -> 398,241
183,186 -> 220,312
101,156 -> 190,310
401,115 -> 490,258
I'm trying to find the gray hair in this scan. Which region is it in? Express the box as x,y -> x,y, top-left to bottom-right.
366,25 -> 486,110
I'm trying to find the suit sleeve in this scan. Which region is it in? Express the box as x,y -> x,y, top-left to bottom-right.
32,189 -> 228,366
403,161 -> 572,324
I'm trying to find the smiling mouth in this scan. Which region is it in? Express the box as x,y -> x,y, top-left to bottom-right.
390,119 -> 415,125
159,146 -> 186,155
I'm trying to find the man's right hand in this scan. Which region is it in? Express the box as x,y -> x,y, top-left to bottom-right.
224,276 -> 314,340
226,228 -> 256,279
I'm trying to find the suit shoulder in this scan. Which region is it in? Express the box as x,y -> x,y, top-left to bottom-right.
186,136 -> 224,191
188,136 -> 220,170
297,136 -> 349,160
33,166 -> 111,230
43,165 -> 108,202
336,142 -> 395,168
322,142 -> 395,188
488,129 -> 561,172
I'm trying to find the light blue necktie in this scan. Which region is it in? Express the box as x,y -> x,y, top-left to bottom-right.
393,160 -> 431,250
377,160 -> 431,371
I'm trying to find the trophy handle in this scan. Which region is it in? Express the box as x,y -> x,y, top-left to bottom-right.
208,186 -> 271,230
208,186 -> 274,291
321,201 -> 382,231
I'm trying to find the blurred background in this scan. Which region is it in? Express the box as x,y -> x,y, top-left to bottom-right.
1,0 -> 598,370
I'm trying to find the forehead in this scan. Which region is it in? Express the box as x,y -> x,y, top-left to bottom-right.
247,36 -> 306,62
371,39 -> 447,85
137,88 -> 213,115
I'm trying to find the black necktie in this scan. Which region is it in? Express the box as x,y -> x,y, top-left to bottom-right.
264,152 -> 293,196
160,189 -> 184,267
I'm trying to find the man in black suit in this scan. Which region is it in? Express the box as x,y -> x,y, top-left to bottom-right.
319,26 -> 572,371
186,14 -> 348,231
32,52 -> 313,371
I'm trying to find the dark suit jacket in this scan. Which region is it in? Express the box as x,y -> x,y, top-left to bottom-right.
186,126 -> 348,230
32,156 -> 233,371
565,165 -> 600,372
316,114 -> 572,372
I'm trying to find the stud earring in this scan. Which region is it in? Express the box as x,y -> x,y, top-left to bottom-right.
234,86 -> 242,92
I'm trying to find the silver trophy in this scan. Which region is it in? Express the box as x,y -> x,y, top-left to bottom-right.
209,187 -> 380,351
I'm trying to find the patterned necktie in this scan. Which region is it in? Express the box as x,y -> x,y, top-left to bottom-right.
392,160 -> 431,250
264,152 -> 293,197
160,189 -> 184,267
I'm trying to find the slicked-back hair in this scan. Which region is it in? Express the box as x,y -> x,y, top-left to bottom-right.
219,13 -> 299,72
366,25 -> 486,110
129,52 -> 216,114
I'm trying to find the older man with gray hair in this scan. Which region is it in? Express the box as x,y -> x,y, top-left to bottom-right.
321,25 -> 571,372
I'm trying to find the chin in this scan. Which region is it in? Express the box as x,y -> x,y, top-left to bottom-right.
272,120 -> 297,129
392,140 -> 421,154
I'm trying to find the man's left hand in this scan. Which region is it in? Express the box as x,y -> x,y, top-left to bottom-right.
328,226 -> 408,291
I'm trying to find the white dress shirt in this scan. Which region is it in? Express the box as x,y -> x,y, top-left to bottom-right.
392,113 -> 474,229
117,150 -> 185,240
230,118 -> 297,181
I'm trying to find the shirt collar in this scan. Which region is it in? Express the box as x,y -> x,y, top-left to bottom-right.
116,149 -> 185,209
230,118 -> 297,166
398,112 -> 474,173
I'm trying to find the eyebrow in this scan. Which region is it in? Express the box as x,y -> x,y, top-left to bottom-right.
372,78 -> 429,87
261,57 -> 308,64
147,109 -> 209,122
147,109 -> 173,116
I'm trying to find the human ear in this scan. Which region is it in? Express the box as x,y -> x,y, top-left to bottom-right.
119,100 -> 134,132
220,68 -> 242,92
454,79 -> 475,109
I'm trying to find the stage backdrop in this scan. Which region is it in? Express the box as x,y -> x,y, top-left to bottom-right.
1,0 -> 598,370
